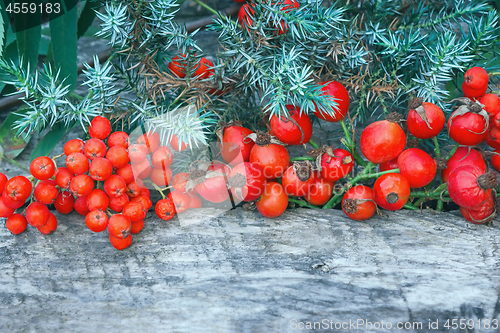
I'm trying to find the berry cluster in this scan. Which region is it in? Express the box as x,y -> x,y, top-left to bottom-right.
1,116 -> 204,250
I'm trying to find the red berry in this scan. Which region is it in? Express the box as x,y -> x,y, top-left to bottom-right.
37,212 -> 57,235
256,182 -> 288,218
151,146 -> 173,169
54,191 -> 75,214
447,109 -> 487,146
70,174 -> 94,197
187,193 -> 202,209
122,201 -> 147,222
89,116 -> 111,140
4,176 -> 32,203
116,164 -> 135,184
108,214 -> 131,239
486,125 -> 500,149
30,156 -> 55,180
126,180 -> 144,198
155,198 -> 176,221
6,213 -> 27,234
128,144 -> 147,163
34,181 -> 59,205
462,81 -> 487,99
407,101 -> 445,139
63,139 -> 84,155
281,164 -> 314,197
168,55 -> 187,78
270,105 -> 312,145
460,195 -> 496,224
304,175 -> 334,206
107,131 -> 130,149
25,202 -> 50,227
131,220 -> 144,234
109,193 -> 130,213
74,196 -> 91,216
167,191 -> 190,214
192,162 -> 231,203
131,195 -> 152,210
150,167 -> 173,187
0,172 -> 7,196
170,134 -> 188,152
480,94 -> 500,117
464,67 -> 489,90
448,165 -> 493,209
313,81 -> 350,122
342,185 -> 377,220
228,162 -> 265,201
373,173 -> 410,211
104,175 -> 127,197
132,159 -> 152,179
2,192 -> 25,209
66,152 -> 89,175
249,142 -> 289,179
141,187 -> 151,198
88,157 -> 114,182
320,148 -> 354,182
360,119 -> 406,164
109,233 -> 132,250
85,210 -> 108,232
55,167 -> 74,189
106,146 -> 130,169
172,172 -> 190,193
379,157 -> 399,172
86,189 -> 109,211
0,199 -> 15,218
220,125 -> 255,166
194,57 -> 214,79
137,131 -> 160,153
397,148 -> 437,188
84,138 -> 107,160
441,147 -> 486,183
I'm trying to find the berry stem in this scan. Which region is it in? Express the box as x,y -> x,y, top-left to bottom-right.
290,156 -> 315,162
0,155 -> 30,173
445,143 -> 459,160
288,198 -> 320,209
403,203 -> 419,210
191,0 -> 237,24
339,119 -> 367,167
149,181 -> 166,199
432,136 -> 442,158
308,139 -> 319,149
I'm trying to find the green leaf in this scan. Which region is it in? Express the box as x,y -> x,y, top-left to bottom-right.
77,0 -> 100,38
30,122 -> 74,161
38,36 -> 50,56
15,14 -> 41,71
50,2 -> 78,90
0,107 -> 31,159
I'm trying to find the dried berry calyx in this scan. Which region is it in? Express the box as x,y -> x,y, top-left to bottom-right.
342,198 -> 358,214
292,161 -> 312,182
386,112 -> 403,123
386,192 -> 399,204
408,97 -> 424,110
435,157 -> 447,170
477,171 -> 498,190
228,173 -> 247,188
